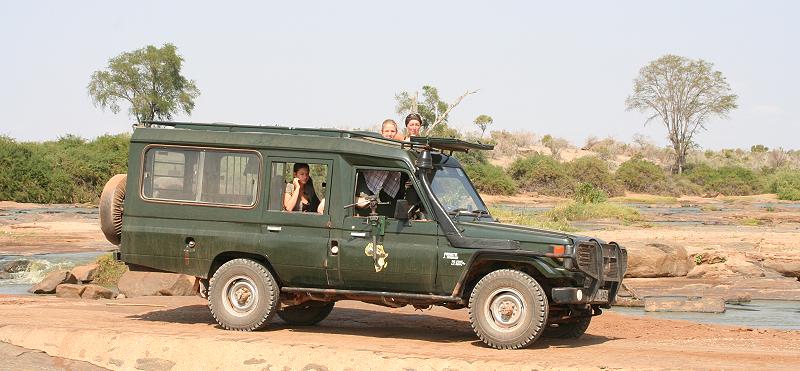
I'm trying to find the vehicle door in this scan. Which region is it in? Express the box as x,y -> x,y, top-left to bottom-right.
333,167 -> 439,293
261,154 -> 333,288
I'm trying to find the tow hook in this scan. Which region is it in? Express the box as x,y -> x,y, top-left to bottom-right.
591,304 -> 603,316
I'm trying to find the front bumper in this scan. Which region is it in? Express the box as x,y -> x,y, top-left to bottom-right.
552,241 -> 627,305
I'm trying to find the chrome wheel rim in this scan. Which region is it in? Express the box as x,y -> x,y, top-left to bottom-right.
223,275 -> 258,316
484,288 -> 526,332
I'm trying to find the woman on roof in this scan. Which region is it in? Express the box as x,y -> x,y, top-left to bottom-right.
403,113 -> 423,141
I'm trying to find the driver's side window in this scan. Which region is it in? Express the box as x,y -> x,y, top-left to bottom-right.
352,169 -> 425,219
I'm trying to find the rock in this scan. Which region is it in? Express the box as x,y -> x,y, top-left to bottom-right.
55,283 -> 86,298
81,284 -> 114,299
686,264 -> 731,279
644,296 -> 726,313
0,259 -> 30,273
613,297 -> 644,307
118,271 -> 197,297
71,264 -> 98,283
0,272 -> 12,280
625,243 -> 692,278
729,262 -> 766,278
116,293 -> 126,299
722,292 -> 752,304
28,270 -> 78,294
763,261 -> 800,278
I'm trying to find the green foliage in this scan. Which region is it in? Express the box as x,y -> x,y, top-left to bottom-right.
616,157 -> 667,194
573,183 -> 607,204
395,85 -> 448,134
508,154 -> 574,196
763,170 -> 800,200
751,144 -> 769,153
93,254 -> 129,286
567,156 -> 624,196
694,254 -> 704,265
0,134 -> 130,203
489,207 -> 576,232
685,164 -> 760,195
544,201 -> 641,223
88,43 -> 200,124
463,163 -> 517,195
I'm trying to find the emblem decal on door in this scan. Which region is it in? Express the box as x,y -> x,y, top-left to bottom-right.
365,242 -> 389,272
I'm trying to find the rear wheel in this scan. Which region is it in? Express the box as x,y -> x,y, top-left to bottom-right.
208,259 -> 278,331
278,301 -> 335,326
468,269 -> 548,349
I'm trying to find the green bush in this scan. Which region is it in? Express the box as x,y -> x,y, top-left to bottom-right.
567,156 -> 624,196
616,157 -> 667,194
573,182 -> 607,204
0,134 -> 130,203
684,164 -> 760,196
463,163 -> 517,195
764,170 -> 800,200
93,254 -> 129,286
508,154 -> 575,196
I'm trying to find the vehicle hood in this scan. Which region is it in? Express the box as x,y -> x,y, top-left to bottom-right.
457,220 -> 605,246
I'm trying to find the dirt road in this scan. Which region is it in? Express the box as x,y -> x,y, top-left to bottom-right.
1,295 -> 798,370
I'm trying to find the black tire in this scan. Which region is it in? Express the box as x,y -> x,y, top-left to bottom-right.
99,174 -> 127,245
277,301 -> 335,326
543,316 -> 592,339
468,269 -> 548,349
208,259 -> 279,331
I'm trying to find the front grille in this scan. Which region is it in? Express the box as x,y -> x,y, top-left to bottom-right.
575,242 -> 625,281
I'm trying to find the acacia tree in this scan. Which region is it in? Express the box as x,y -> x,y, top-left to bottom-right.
625,54 -> 737,174
474,114 -> 493,137
88,43 -> 200,126
395,85 -> 477,136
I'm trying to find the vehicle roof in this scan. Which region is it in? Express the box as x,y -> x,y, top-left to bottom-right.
132,121 -> 492,164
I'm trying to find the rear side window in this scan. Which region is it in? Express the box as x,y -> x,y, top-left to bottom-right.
142,146 -> 261,207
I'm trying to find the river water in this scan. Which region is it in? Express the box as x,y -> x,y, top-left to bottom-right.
610,300 -> 800,330
0,251 -> 105,295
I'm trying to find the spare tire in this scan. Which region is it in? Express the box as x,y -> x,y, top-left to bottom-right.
99,174 -> 127,245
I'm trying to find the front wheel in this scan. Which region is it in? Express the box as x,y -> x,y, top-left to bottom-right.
277,301 -> 335,326
468,269 -> 549,349
208,259 -> 279,331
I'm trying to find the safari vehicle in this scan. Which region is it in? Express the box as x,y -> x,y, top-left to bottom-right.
99,121 -> 627,349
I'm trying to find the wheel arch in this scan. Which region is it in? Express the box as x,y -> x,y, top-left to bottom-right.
452,252 -> 566,302
208,251 -> 281,285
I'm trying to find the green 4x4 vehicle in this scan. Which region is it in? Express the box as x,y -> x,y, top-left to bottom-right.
99,121 -> 627,349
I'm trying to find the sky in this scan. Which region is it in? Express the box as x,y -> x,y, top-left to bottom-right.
0,1 -> 797,150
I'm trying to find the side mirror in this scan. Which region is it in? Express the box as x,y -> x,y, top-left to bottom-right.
394,200 -> 411,220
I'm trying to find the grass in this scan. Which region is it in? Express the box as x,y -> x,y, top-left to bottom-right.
740,218 -> 764,226
610,195 -> 679,204
92,253 -> 128,286
544,201 -> 642,223
489,207 -> 577,232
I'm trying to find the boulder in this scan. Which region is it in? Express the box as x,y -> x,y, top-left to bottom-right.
0,272 -> 12,280
117,271 -> 197,297
686,264 -> 731,279
55,283 -> 86,298
0,259 -> 30,273
28,270 -> 77,294
763,261 -> 800,278
625,243 -> 692,278
81,284 -> 114,299
71,264 -> 99,282
644,296 -> 726,313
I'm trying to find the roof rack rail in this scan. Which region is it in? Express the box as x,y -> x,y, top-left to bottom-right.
139,120 -> 493,153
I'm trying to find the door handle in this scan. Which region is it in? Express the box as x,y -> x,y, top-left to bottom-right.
350,232 -> 367,238
267,226 -> 282,232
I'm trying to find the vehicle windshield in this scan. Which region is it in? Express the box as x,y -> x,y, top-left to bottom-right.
430,166 -> 489,216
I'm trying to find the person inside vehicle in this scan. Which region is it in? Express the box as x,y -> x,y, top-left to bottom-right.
380,119 -> 402,140
283,163 -> 321,213
403,113 -> 423,141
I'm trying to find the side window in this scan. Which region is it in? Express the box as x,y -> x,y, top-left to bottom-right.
352,169 -> 425,219
268,161 -> 328,214
142,147 -> 260,207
